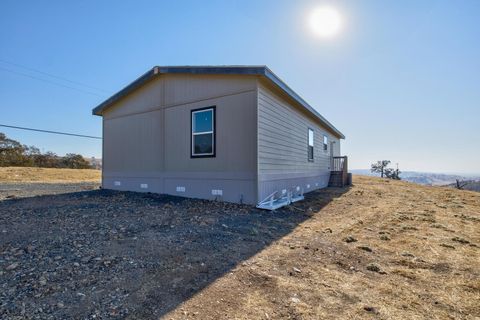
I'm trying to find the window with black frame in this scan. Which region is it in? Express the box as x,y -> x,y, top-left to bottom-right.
308,128 -> 314,161
191,107 -> 215,157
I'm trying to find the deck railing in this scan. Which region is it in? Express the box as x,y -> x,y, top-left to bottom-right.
331,156 -> 348,173
329,156 -> 350,187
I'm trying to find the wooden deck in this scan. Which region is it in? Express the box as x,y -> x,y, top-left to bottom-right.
328,156 -> 351,187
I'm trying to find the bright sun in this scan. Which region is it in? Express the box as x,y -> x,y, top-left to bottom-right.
309,6 -> 342,38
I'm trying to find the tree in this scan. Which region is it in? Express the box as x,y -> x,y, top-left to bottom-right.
384,168 -> 401,180
22,145 -> 40,167
0,132 -> 94,169
33,151 -> 60,168
371,160 -> 401,180
62,153 -> 92,169
25,146 -> 41,157
455,179 -> 469,190
0,133 -> 28,166
371,160 -> 391,178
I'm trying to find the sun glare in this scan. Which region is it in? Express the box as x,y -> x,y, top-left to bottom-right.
309,6 -> 342,38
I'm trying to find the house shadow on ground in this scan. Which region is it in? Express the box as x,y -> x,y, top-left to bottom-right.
0,185 -> 350,319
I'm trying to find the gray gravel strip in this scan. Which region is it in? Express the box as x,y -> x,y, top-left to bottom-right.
0,183 -> 319,319
0,182 -> 99,200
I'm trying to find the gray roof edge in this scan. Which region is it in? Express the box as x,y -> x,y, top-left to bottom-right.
91,66 -> 266,116
156,65 -> 266,75
92,67 -> 158,116
92,65 -> 345,139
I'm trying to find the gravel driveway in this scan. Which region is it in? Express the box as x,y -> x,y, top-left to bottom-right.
0,183 -> 314,319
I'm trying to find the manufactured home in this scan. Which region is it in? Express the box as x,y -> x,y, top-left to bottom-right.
92,66 -> 348,209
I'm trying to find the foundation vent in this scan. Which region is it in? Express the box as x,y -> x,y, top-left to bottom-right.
212,189 -> 223,196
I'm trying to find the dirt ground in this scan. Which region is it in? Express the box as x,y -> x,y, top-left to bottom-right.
0,175 -> 479,319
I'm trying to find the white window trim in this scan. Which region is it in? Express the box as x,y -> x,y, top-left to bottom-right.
323,135 -> 329,154
191,108 -> 215,157
308,128 -> 314,161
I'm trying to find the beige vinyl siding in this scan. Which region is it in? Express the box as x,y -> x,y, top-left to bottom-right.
100,71 -> 343,205
101,74 -> 258,204
256,82 -> 341,201
103,110 -> 163,173
163,74 -> 257,106
103,74 -> 257,120
164,90 -> 257,173
103,77 -> 164,120
258,83 -> 339,173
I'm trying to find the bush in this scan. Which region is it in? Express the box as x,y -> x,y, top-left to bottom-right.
0,132 -> 93,169
371,160 -> 401,180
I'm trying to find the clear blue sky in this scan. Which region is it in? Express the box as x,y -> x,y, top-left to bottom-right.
1,0 -> 479,173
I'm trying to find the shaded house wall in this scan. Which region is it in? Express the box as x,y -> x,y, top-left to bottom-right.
102,74 -> 258,204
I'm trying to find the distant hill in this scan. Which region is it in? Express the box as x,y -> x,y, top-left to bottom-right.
351,169 -> 480,186
446,180 -> 480,192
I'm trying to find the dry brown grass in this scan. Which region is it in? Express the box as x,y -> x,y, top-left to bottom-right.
0,166 -> 101,183
165,175 -> 480,319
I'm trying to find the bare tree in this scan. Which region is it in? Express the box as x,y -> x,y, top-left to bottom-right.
455,179 -> 469,190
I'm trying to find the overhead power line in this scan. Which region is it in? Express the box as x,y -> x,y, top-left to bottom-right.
0,124 -> 102,140
0,66 -> 104,97
0,58 -> 109,93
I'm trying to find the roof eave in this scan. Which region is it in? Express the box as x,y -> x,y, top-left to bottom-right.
92,67 -> 159,116
91,66 -> 345,139
262,67 -> 345,139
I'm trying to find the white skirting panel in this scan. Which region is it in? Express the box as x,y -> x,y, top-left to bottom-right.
257,172 -> 331,204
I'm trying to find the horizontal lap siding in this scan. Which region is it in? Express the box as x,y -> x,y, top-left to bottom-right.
258,85 -> 333,173
257,83 -> 340,201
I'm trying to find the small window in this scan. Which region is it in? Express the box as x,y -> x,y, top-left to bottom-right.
191,107 -> 215,157
308,128 -> 314,161
323,135 -> 328,152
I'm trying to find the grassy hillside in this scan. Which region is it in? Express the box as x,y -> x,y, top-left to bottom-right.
0,166 -> 101,183
0,172 -> 478,318
165,175 -> 480,319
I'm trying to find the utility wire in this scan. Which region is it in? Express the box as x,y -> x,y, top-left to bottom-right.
0,124 -> 102,140
0,66 -> 104,97
0,58 -> 109,93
